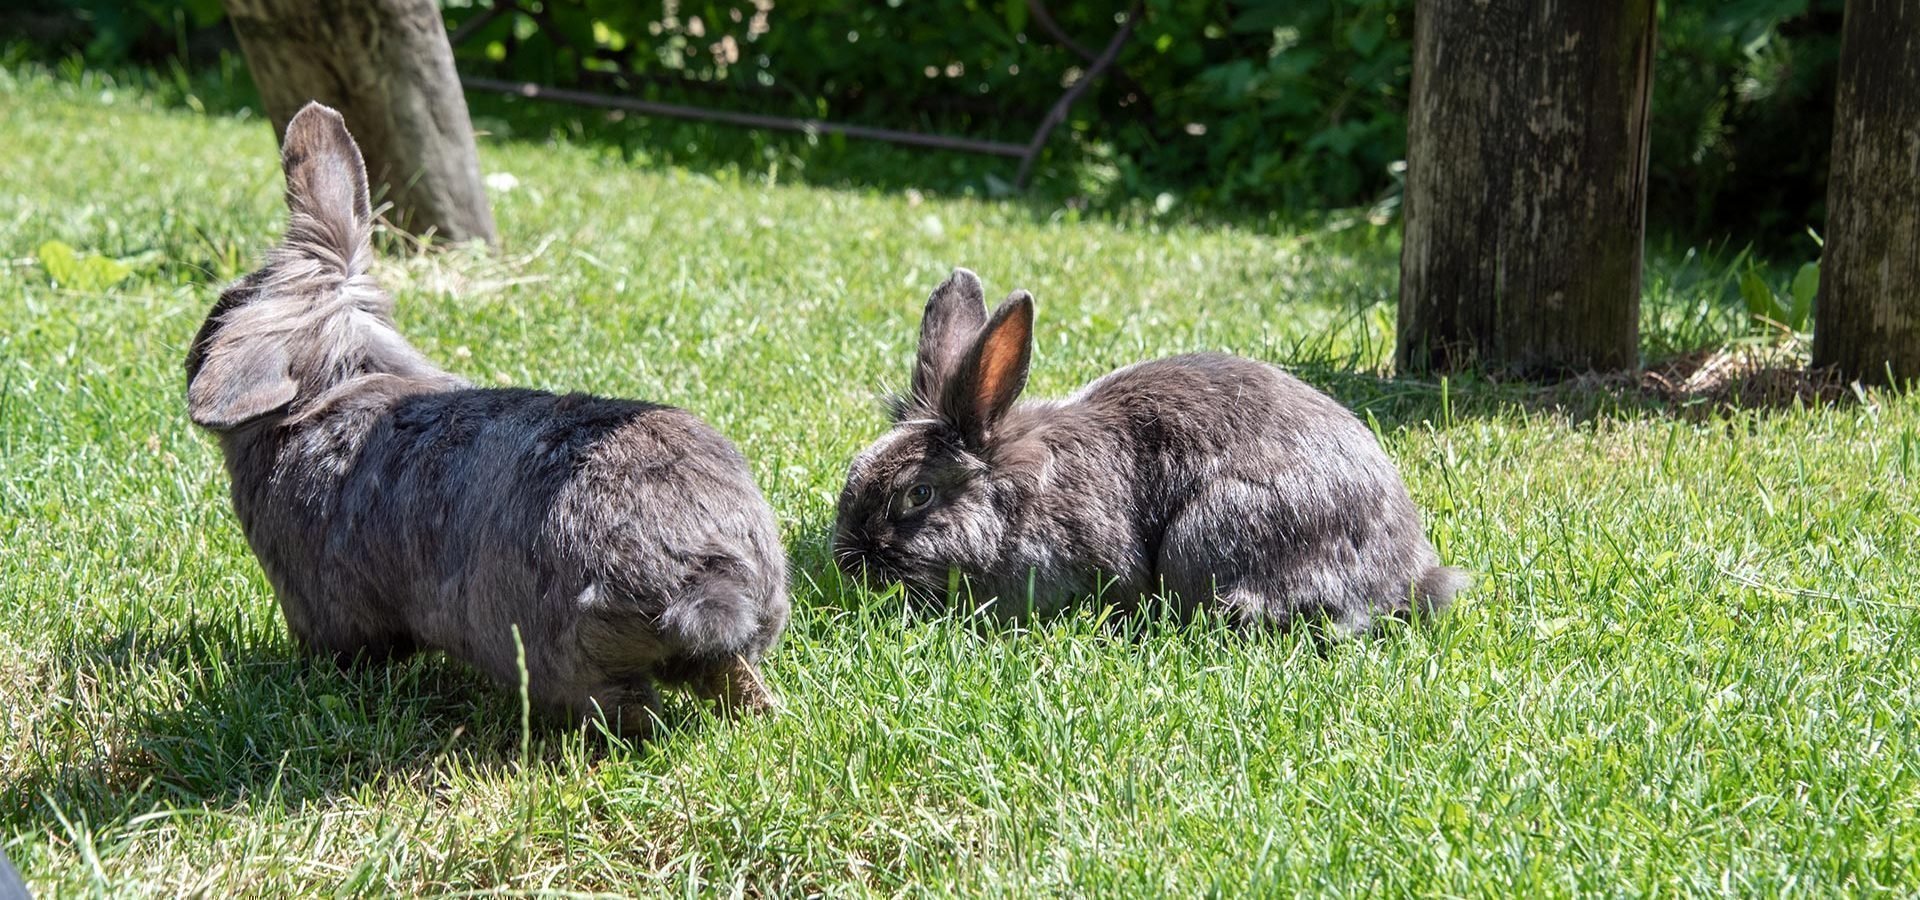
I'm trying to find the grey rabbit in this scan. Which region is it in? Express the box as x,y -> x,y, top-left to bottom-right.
186,102 -> 788,734
834,268 -> 1466,634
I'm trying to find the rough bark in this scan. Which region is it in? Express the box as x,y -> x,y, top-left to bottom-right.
223,0 -> 497,245
1813,0 -> 1920,385
1397,0 -> 1656,376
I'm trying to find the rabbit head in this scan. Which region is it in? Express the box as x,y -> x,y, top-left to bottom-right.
834,269 -> 1067,603
186,102 -> 444,432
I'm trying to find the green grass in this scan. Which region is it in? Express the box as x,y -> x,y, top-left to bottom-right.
3,63 -> 1918,897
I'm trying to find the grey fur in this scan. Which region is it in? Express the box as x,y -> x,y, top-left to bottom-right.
835,268 -> 1468,632
187,103 -> 788,734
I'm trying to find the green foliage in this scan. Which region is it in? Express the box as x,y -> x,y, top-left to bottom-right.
438,0 -> 1841,240
1740,256 -> 1820,335
1120,0 -> 1414,209
440,0 -> 1417,210
1650,0 -> 1844,246
12,0 -> 1845,243
9,0 -> 224,61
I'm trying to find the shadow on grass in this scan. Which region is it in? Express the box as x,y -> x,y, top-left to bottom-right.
1284,345 -> 1864,436
0,617 -> 714,833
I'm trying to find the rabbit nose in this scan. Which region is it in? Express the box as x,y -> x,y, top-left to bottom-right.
831,528 -> 871,571
833,518 -> 874,550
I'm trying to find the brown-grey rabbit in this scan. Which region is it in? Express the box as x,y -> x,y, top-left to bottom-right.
834,269 -> 1466,634
186,103 -> 788,734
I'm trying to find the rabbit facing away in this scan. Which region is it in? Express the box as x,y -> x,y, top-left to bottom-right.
834,269 -> 1466,634
186,103 -> 789,734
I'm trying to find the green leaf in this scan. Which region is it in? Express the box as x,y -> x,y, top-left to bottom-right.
38,240 -> 134,293
1788,261 -> 1819,330
1230,3 -> 1295,34
1739,267 -> 1786,326
1004,0 -> 1027,36
37,240 -> 77,279
1346,16 -> 1386,57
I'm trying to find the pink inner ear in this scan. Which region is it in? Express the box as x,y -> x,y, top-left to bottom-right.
972,320 -> 1025,418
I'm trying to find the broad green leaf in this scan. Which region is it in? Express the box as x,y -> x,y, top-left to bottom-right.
1004,0 -> 1027,36
1788,261 -> 1819,329
38,240 -> 134,292
1739,267 -> 1786,325
1346,16 -> 1385,57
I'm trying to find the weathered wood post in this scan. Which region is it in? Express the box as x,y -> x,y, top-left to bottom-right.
1397,1 -> 1657,375
1813,0 -> 1920,384
222,0 -> 497,245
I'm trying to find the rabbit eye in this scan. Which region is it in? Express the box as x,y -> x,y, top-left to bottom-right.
902,483 -> 935,512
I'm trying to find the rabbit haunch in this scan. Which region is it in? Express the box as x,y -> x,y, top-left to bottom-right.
186,102 -> 789,733
834,268 -> 1466,633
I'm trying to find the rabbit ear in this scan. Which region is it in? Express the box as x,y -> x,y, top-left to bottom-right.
279,102 -> 372,273
911,268 -> 989,411
188,341 -> 296,430
942,290 -> 1033,443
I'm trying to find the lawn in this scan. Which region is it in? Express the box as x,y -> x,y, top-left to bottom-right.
3,64 -> 1918,897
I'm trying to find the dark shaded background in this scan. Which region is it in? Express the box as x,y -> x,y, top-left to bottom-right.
2,0 -> 1843,252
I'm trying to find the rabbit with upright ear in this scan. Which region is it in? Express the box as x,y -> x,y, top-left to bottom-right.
186,103 -> 789,734
834,269 -> 1466,633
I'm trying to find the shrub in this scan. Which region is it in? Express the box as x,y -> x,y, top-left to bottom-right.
5,0 -> 1844,244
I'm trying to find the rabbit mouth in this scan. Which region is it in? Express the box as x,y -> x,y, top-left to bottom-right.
830,540 -> 887,583
832,542 -> 944,598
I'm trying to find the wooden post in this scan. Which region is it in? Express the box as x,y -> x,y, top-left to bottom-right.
223,0 -> 497,245
1397,0 -> 1656,375
1813,0 -> 1920,385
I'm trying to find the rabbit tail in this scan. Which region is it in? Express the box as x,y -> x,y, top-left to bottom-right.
1415,566 -> 1470,616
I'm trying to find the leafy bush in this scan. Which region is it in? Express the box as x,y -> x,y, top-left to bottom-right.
6,0 -> 225,62
1099,0 -> 1414,210
5,0 -> 1844,244
1649,0 -> 1842,248
437,0 -> 1415,210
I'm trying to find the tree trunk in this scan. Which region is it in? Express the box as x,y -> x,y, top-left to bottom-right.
1397,0 -> 1656,376
223,0 -> 497,245
1813,0 -> 1920,385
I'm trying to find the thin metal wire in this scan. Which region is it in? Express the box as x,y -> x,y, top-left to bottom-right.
449,2 -> 1144,188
